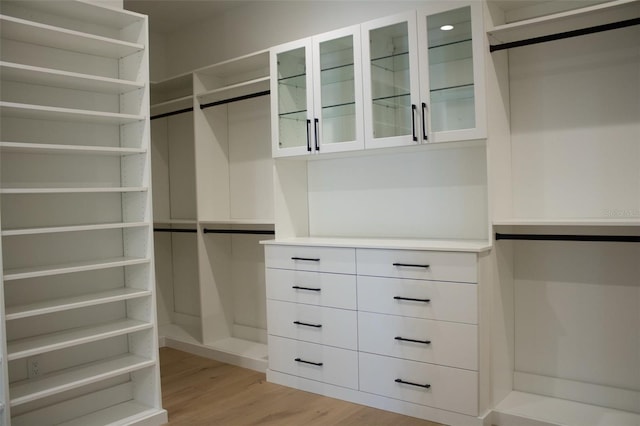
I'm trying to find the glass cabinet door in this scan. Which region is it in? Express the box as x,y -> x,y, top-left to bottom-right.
362,12 -> 421,149
418,2 -> 486,142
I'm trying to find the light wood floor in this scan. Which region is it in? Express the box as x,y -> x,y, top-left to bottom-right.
160,347 -> 443,425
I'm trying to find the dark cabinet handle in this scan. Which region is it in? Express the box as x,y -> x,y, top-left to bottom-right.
314,118 -> 320,151
395,336 -> 431,345
395,378 -> 431,389
291,257 -> 320,262
293,321 -> 322,328
411,104 -> 418,142
394,296 -> 430,303
292,285 -> 321,292
421,102 -> 428,141
393,263 -> 429,268
295,357 -> 323,366
306,119 -> 312,152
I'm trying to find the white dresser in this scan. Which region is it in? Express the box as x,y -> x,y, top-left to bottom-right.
263,238 -> 491,426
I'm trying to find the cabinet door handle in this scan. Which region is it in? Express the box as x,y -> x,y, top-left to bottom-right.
421,102 -> 428,141
395,378 -> 431,389
306,119 -> 312,152
314,118 -> 320,151
293,320 -> 322,328
411,104 -> 418,142
292,285 -> 321,292
393,296 -> 430,303
291,257 -> 320,262
395,336 -> 431,345
393,263 -> 430,268
295,357 -> 323,367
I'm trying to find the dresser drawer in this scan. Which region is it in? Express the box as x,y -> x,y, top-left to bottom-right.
358,312 -> 477,370
357,275 -> 477,324
266,268 -> 357,310
265,245 -> 356,274
356,249 -> 477,283
268,335 -> 358,389
267,300 -> 357,350
359,352 -> 478,416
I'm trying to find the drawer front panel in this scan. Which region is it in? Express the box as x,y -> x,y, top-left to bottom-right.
265,245 -> 356,274
266,268 -> 357,310
356,249 -> 477,283
267,300 -> 357,350
268,335 -> 358,389
359,352 -> 478,416
357,275 -> 477,324
358,312 -> 478,370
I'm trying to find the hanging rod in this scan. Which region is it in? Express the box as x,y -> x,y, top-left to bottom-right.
150,106 -> 194,120
154,228 -> 197,233
200,90 -> 270,110
495,233 -> 640,243
489,17 -> 640,52
203,228 -> 275,235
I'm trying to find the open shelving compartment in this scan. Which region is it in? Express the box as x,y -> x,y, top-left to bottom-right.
0,0 -> 166,424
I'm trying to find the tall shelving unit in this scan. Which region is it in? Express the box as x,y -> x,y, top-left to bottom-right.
0,1 -> 166,424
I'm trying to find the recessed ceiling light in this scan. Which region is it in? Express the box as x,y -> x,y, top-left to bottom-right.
440,24 -> 454,31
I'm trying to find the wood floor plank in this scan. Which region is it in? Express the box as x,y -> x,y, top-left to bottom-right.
160,347 -> 443,425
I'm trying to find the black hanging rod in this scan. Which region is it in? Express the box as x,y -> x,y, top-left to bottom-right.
203,228 -> 275,235
200,90 -> 271,110
495,233 -> 640,243
489,17 -> 640,52
154,228 -> 197,233
150,107 -> 194,120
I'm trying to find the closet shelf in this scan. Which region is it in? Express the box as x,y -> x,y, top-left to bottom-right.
150,95 -> 193,114
5,288 -> 152,321
0,142 -> 145,156
9,354 -> 155,407
493,218 -> 640,227
195,49 -> 269,86
0,187 -> 148,195
0,61 -> 143,94
3,256 -> 150,281
0,102 -> 145,125
54,401 -> 161,426
197,76 -> 270,107
0,14 -> 144,58
7,318 -> 153,361
1,222 -> 149,236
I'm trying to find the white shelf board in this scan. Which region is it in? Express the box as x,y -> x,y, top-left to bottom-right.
154,219 -> 198,226
493,391 -> 640,426
2,221 -> 149,236
0,141 -> 145,156
3,256 -> 150,281
5,288 -> 151,320
9,354 -> 154,407
195,49 -> 269,78
0,101 -> 144,125
199,219 -> 275,226
0,61 -> 143,94
0,14 -> 144,58
0,186 -> 147,194
150,95 -> 193,116
493,218 -> 640,227
261,237 -> 492,252
7,318 -> 152,361
487,0 -> 640,45
196,76 -> 270,106
55,402 -> 165,426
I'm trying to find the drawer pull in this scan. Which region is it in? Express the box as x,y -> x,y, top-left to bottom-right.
293,321 -> 322,328
291,257 -> 320,262
292,285 -> 321,292
294,357 -> 323,367
395,378 -> 431,389
393,296 -> 431,303
393,263 -> 430,268
394,336 -> 431,345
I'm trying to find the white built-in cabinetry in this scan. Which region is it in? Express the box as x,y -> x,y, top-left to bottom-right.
0,1 -> 166,424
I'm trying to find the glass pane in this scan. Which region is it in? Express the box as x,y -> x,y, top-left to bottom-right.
320,35 -> 356,145
427,6 -> 475,132
369,22 -> 411,139
277,47 -> 307,150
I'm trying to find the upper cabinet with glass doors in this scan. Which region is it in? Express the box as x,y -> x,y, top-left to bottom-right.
271,26 -> 364,158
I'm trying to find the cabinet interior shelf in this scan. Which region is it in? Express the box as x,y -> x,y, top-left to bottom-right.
0,14 -> 144,58
0,142 -> 145,156
372,93 -> 411,108
5,288 -> 152,321
322,102 -> 356,119
428,38 -> 472,50
0,61 -> 143,94
7,319 -> 152,361
370,51 -> 409,72
1,222 -> 149,236
0,102 -> 145,125
3,256 -> 150,281
320,63 -> 355,85
9,354 -> 154,407
278,109 -> 307,120
0,187 -> 148,195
